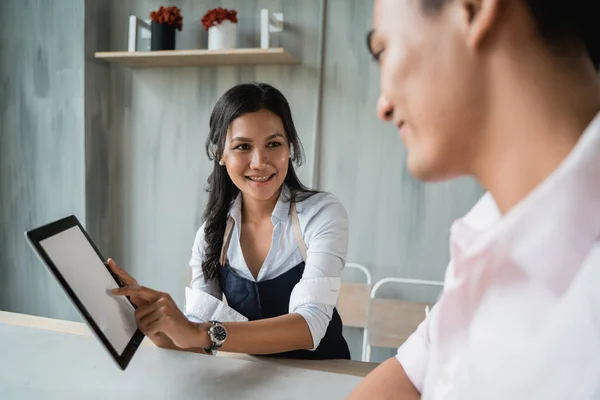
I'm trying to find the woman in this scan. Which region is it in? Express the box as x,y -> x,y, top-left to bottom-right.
110,82 -> 351,360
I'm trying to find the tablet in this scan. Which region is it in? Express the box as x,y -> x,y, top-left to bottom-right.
25,215 -> 145,370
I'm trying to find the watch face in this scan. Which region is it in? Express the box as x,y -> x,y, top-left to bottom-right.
212,325 -> 227,343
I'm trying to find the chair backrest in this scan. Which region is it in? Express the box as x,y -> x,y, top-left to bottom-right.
338,263 -> 372,329
338,282 -> 370,328
368,298 -> 432,348
364,277 -> 443,361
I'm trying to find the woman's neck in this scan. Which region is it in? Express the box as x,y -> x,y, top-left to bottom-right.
241,189 -> 282,224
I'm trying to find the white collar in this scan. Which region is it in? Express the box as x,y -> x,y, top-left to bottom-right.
451,111 -> 600,295
229,185 -> 292,227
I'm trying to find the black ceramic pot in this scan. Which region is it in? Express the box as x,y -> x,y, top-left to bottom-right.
150,22 -> 175,51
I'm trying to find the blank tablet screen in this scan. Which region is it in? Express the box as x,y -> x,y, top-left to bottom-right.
39,226 -> 138,354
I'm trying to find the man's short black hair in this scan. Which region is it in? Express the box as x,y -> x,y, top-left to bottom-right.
420,0 -> 600,71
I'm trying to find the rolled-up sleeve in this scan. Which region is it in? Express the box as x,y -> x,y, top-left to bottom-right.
289,195 -> 348,350
185,224 -> 248,323
395,303 -> 436,392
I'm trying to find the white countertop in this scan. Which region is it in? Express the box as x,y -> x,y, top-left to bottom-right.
0,322 -> 362,399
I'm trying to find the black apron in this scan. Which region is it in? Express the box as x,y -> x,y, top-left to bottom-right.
217,201 -> 350,360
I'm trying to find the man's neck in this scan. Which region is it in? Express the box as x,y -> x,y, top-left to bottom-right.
473,53 -> 600,215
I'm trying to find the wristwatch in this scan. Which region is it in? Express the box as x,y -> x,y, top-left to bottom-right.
203,321 -> 227,354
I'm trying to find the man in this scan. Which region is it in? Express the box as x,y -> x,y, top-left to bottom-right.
349,0 -> 600,399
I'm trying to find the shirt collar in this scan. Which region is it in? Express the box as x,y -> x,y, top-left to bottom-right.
271,185 -> 292,222
451,111 -> 600,295
228,185 -> 292,227
450,192 -> 501,253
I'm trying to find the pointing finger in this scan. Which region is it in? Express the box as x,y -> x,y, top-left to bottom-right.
111,285 -> 161,302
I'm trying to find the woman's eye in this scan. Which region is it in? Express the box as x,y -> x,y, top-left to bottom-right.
234,144 -> 250,151
268,142 -> 282,148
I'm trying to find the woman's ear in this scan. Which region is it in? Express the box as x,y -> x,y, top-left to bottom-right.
218,150 -> 227,166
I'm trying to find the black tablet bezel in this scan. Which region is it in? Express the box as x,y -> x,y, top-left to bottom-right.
25,215 -> 145,370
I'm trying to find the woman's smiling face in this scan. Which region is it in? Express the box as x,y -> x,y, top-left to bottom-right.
220,109 -> 291,202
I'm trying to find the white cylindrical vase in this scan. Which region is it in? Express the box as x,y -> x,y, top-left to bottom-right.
208,20 -> 237,50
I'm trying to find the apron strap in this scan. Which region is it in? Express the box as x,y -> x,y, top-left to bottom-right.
219,216 -> 235,266
291,201 -> 308,262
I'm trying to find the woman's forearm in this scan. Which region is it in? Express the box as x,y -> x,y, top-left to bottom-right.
152,332 -> 210,355
214,313 -> 314,354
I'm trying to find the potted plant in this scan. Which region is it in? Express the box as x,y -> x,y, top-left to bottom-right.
201,7 -> 238,50
149,6 -> 183,51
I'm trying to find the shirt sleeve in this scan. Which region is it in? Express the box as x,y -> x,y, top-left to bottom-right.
288,194 -> 349,350
185,224 -> 248,323
395,302 -> 436,393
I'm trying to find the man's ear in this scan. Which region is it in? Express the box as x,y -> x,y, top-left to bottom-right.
460,0 -> 503,50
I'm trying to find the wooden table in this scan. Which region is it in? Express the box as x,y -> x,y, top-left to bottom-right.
0,311 -> 378,399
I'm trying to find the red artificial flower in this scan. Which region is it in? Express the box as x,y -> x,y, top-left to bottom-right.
201,7 -> 238,31
149,5 -> 183,31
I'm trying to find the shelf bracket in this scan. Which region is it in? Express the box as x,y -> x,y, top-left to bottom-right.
128,15 -> 151,52
260,9 -> 284,49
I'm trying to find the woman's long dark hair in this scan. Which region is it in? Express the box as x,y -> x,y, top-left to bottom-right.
202,82 -> 318,280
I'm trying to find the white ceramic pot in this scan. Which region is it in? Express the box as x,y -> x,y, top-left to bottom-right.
208,20 -> 237,50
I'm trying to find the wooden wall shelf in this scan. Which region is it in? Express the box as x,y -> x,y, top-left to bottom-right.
94,48 -> 299,68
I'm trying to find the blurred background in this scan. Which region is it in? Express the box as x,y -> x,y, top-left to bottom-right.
0,0 -> 483,363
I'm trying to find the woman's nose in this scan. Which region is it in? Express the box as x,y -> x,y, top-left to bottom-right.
250,148 -> 269,168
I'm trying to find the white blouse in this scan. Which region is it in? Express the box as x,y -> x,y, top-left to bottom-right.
184,187 -> 349,350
